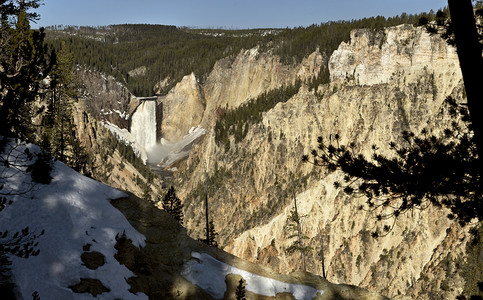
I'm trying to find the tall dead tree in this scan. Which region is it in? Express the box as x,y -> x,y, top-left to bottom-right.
204,177 -> 210,245
318,225 -> 327,279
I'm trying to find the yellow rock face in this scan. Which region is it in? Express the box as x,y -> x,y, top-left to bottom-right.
176,25 -> 471,299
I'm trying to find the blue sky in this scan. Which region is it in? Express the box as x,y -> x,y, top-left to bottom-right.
34,0 -> 448,29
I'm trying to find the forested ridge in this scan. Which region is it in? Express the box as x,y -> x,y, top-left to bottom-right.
45,12 -> 435,97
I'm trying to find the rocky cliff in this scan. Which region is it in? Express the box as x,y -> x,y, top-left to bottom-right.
72,23 -> 476,299
77,69 -> 134,129
173,24 -> 473,299
159,73 -> 205,142
200,47 -> 324,128
155,47 -> 324,143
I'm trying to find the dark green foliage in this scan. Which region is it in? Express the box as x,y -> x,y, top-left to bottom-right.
235,278 -> 246,300
69,138 -> 90,175
142,185 -> 151,202
0,226 -> 44,258
161,186 -> 184,225
0,3 -> 48,295
308,67 -> 330,93
272,13 -> 434,65
425,7 -> 458,45
459,225 -> 483,299
103,132 -> 157,183
200,219 -> 218,248
207,219 -> 218,248
41,41 -> 84,168
29,149 -> 53,184
285,201 -> 311,272
285,207 -> 311,254
215,80 -> 302,145
44,12 -> 433,97
32,291 -> 40,300
423,6 -> 482,48
46,25 -> 266,96
0,0 -> 41,22
0,2 -> 54,140
304,97 -> 481,236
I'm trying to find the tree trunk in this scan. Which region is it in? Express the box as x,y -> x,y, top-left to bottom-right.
205,177 -> 210,245
448,0 -> 483,170
293,192 -> 306,272
60,110 -> 64,162
319,230 -> 327,279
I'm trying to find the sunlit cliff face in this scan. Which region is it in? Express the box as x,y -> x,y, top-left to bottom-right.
176,25 -> 469,299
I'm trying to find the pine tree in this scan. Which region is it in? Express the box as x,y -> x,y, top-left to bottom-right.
285,193 -> 311,272
43,41 -> 79,164
0,1 -> 53,140
199,219 -> 218,248
142,185 -> 151,202
207,219 -> 218,248
0,2 -> 47,296
70,138 -> 89,174
161,186 -> 184,224
304,97 -> 481,234
29,148 -> 53,184
235,278 -> 246,300
32,291 -> 40,300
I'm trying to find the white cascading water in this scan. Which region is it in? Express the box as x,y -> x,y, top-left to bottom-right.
130,100 -> 157,151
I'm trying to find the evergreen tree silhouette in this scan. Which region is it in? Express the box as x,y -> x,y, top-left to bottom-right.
161,186 -> 184,225
235,278 -> 246,300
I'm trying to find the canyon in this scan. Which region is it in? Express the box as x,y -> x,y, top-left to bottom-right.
77,24 -> 475,299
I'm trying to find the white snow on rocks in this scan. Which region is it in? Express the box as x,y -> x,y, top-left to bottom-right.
182,252 -> 324,300
101,121 -> 148,163
147,125 -> 206,167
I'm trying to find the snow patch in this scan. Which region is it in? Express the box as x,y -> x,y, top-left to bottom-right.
246,46 -> 259,59
182,252 -> 324,300
0,140 -> 147,299
112,109 -> 129,120
147,125 -> 206,167
101,121 -> 148,164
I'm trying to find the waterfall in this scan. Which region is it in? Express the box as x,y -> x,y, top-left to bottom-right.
130,100 -> 157,150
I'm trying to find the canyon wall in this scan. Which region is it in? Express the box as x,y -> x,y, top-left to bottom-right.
158,73 -> 205,142
201,47 -> 324,128
174,24 -> 472,299
155,47 -> 324,144
77,69 -> 133,129
74,23 -> 475,299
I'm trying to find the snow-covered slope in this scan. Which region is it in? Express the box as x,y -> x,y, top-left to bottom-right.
0,140 -> 146,299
